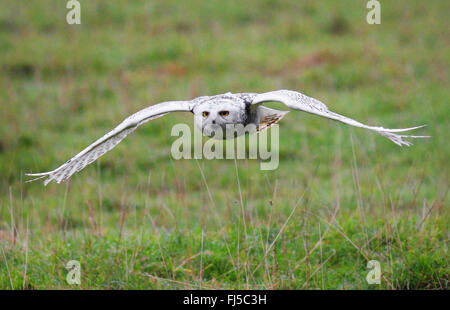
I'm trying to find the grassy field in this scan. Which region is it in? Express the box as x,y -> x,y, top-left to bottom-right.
0,0 -> 448,289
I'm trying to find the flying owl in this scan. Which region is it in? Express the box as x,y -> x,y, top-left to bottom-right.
26,89 -> 428,185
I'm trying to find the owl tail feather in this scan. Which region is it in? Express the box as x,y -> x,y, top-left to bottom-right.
256,106 -> 289,132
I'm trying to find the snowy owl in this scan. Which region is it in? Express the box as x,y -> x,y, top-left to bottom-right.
26,89 -> 428,185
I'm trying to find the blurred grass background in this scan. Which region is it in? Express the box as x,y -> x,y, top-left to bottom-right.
0,0 -> 448,289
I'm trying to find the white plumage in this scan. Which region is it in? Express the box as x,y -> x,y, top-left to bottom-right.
26,89 -> 429,185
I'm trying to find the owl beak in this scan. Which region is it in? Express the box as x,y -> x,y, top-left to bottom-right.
202,123 -> 222,138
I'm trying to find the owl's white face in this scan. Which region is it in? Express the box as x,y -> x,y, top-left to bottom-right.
193,97 -> 247,139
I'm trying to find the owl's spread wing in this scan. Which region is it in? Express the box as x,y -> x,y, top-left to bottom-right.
251,90 -> 429,146
26,100 -> 195,185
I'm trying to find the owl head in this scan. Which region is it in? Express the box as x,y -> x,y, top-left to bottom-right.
193,99 -> 246,139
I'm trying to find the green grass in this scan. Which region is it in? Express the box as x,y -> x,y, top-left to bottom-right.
0,0 -> 448,289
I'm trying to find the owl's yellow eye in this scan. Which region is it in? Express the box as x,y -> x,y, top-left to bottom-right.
219,111 -> 229,117
202,111 -> 209,118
